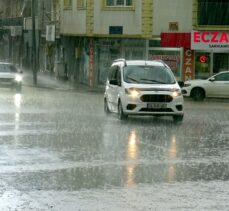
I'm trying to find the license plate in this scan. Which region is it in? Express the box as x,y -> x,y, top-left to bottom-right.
147,103 -> 167,109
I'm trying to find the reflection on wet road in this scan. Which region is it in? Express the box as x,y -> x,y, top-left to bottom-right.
0,87 -> 228,210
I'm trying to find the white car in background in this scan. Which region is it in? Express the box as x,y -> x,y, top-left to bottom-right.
181,71 -> 229,101
0,62 -> 23,92
104,59 -> 184,122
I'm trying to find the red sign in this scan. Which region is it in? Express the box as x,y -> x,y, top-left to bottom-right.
161,33 -> 191,48
193,31 -> 229,43
199,55 -> 207,63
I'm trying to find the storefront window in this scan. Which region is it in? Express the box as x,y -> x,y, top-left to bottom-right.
198,0 -> 229,25
213,53 -> 229,74
148,39 -> 161,47
148,48 -> 181,79
195,52 -> 211,79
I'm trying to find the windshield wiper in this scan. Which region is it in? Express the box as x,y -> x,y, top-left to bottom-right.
140,78 -> 167,84
126,76 -> 139,83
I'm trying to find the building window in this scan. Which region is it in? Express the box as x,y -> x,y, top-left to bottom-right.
106,0 -> 132,6
198,0 -> 229,25
109,26 -> 123,34
63,0 -> 72,9
77,0 -> 86,9
169,22 -> 179,31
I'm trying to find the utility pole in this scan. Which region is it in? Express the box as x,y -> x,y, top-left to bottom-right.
31,0 -> 37,85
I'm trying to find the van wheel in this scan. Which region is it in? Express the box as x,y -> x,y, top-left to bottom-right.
104,99 -> 111,114
118,100 -> 127,120
191,88 -> 205,101
173,115 -> 184,123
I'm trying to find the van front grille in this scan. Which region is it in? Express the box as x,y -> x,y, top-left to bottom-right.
140,94 -> 173,103
139,108 -> 173,112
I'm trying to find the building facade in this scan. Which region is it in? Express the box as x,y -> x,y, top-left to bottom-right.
0,0 -> 59,73
23,0 -> 59,73
60,0 -> 151,86
1,0 -> 228,87
192,0 -> 229,79
59,0 -> 195,87
0,0 -> 24,65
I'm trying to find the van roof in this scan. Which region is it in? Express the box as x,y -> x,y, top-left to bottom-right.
112,59 -> 167,67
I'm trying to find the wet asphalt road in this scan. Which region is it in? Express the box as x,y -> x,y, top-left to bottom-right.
0,86 -> 228,210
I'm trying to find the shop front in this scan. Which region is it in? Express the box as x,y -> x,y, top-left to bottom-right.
97,38 -> 146,86
148,33 -> 195,81
191,30 -> 229,79
147,47 -> 182,80
62,37 -> 146,88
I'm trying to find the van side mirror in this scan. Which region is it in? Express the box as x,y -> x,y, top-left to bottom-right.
178,81 -> 184,88
109,79 -> 118,85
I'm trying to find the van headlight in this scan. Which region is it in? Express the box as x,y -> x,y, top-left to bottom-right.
125,88 -> 140,98
171,89 -> 182,97
15,74 -> 22,82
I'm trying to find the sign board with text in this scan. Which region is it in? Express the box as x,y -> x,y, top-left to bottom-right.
46,25 -> 55,42
182,49 -> 195,81
191,30 -> 229,50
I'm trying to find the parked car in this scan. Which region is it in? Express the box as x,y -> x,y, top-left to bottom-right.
181,71 -> 229,101
104,59 -> 184,122
0,62 -> 23,92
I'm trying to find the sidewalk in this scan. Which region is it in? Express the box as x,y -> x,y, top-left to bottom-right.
22,70 -> 104,93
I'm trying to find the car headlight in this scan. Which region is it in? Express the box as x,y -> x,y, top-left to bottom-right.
125,88 -> 140,98
171,89 -> 182,97
15,74 -> 22,82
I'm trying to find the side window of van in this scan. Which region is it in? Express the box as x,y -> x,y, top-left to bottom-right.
108,66 -> 117,81
116,67 -> 121,86
108,65 -> 121,86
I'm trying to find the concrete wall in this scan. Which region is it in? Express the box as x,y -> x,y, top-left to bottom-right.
60,0 -> 143,36
0,0 -> 24,18
93,1 -> 142,35
60,1 -> 86,35
153,0 -> 193,35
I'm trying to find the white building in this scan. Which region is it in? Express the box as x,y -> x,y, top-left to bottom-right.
58,0 -> 229,87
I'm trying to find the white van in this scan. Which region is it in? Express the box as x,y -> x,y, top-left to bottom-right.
104,59 -> 184,122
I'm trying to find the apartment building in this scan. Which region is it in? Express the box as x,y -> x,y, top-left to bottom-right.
0,0 -> 58,73
0,0 -> 24,64
23,0 -> 58,72
0,0 -> 228,87
59,0 -> 193,87
192,0 -> 229,79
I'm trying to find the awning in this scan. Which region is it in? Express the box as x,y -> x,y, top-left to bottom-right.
161,33 -> 191,48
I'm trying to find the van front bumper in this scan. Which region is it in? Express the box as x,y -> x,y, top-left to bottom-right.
122,93 -> 184,116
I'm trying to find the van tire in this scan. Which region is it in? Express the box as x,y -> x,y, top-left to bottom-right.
104,98 -> 111,114
173,115 -> 184,123
118,100 -> 127,120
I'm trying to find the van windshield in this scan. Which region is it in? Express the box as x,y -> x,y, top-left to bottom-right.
0,64 -> 17,73
123,65 -> 176,84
